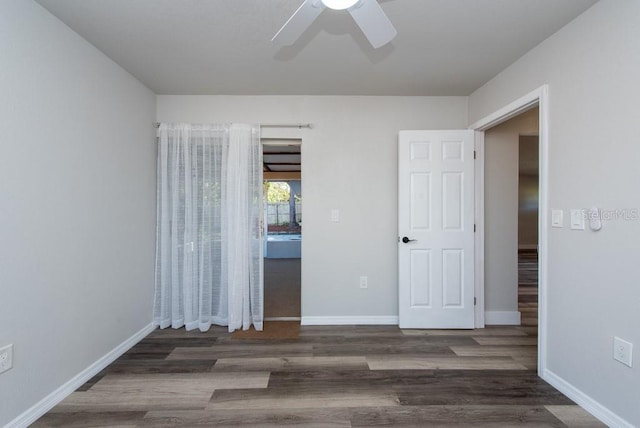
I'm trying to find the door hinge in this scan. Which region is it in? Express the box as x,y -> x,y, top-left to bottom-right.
474,150 -> 477,159
474,297 -> 477,306
474,224 -> 476,232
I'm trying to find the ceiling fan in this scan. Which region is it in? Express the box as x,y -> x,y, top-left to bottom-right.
272,0 -> 397,49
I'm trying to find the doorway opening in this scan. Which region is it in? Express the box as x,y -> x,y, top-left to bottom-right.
483,106 -> 539,326
262,139 -> 302,321
482,107 -> 540,371
471,85 -> 548,375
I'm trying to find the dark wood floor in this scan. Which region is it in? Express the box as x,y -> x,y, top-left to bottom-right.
519,250 -> 539,327
264,258 -> 301,318
33,323 -> 603,427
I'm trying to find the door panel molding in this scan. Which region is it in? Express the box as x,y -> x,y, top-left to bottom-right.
399,130 -> 475,329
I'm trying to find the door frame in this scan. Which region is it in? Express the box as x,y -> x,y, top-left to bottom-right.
469,85 -> 549,375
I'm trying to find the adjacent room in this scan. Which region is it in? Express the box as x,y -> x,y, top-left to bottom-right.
263,139 -> 303,320
1,1 -> 638,427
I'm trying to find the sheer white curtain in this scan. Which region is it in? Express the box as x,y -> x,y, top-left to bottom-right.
154,123 -> 263,332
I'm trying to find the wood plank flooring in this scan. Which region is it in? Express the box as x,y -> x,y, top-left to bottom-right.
33,324 -> 604,427
519,250 -> 539,327
264,258 -> 301,318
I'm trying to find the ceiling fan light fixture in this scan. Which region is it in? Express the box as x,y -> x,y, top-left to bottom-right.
321,0 -> 359,10
273,0 -> 396,49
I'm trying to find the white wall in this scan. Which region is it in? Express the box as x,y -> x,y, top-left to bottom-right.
469,1 -> 640,425
158,96 -> 467,321
519,135 -> 539,248
484,108 -> 538,318
0,1 -> 156,425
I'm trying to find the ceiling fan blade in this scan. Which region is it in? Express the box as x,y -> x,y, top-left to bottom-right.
348,0 -> 397,48
272,0 -> 326,46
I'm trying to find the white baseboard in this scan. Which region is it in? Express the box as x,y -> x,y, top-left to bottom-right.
6,323 -> 155,428
484,311 -> 521,325
543,369 -> 634,428
301,316 -> 399,326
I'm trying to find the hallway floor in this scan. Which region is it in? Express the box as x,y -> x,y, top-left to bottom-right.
519,250 -> 538,327
264,258 -> 300,318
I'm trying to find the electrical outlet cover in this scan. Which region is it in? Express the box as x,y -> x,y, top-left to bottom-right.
359,276 -> 368,289
0,344 -> 13,374
613,337 -> 633,368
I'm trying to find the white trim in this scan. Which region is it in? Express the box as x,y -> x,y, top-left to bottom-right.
301,316 -> 399,326
473,131 -> 485,328
469,88 -> 542,131
537,85 -> 550,376
470,84 -> 549,376
543,369 -> 635,428
484,311 -> 521,325
5,323 -> 155,428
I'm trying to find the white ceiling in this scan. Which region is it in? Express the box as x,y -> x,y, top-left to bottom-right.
35,0 -> 597,96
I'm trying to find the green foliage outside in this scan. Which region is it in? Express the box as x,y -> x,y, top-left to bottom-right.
265,182 -> 290,203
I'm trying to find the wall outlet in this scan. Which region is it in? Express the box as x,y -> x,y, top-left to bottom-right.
0,344 -> 13,374
613,337 -> 633,367
359,276 -> 368,289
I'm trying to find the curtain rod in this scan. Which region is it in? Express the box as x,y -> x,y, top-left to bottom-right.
154,123 -> 312,129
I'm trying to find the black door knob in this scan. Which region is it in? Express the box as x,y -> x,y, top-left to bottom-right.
402,237 -> 416,243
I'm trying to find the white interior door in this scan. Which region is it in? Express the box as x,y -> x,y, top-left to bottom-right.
398,130 -> 475,328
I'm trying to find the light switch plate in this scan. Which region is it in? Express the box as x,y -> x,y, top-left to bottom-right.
331,209 -> 340,222
570,209 -> 585,230
551,210 -> 564,228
